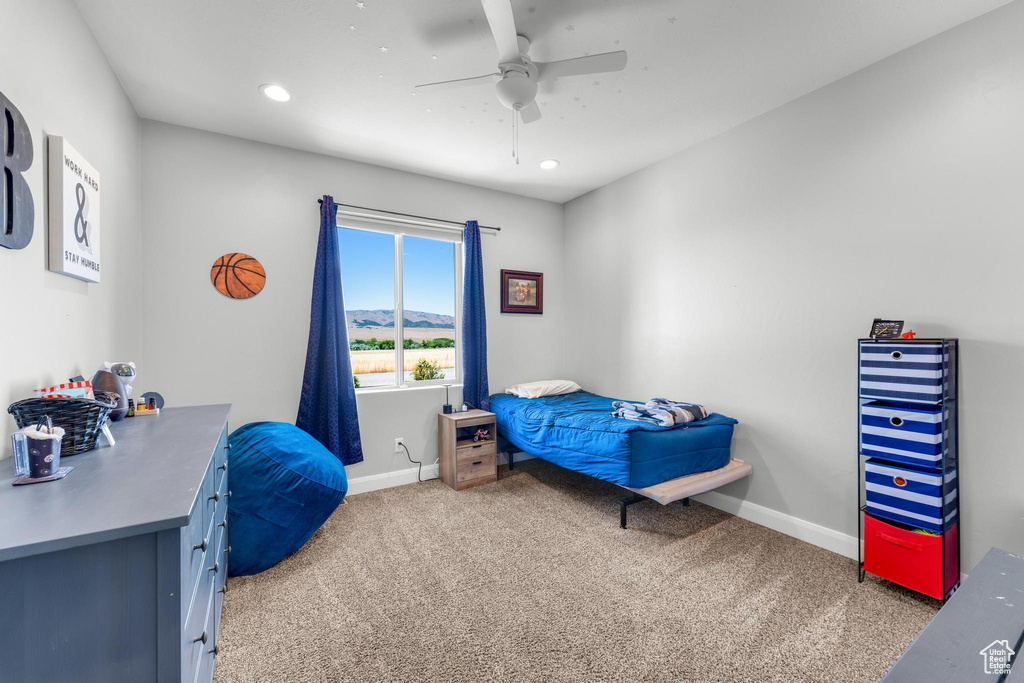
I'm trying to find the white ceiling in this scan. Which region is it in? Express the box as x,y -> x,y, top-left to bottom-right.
76,0 -> 1008,203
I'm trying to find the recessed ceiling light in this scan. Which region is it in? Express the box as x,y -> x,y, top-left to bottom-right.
260,84 -> 291,102
539,159 -> 560,170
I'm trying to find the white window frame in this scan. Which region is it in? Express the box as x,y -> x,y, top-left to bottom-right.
339,215 -> 463,392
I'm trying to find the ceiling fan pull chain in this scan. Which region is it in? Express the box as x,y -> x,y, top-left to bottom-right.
514,113 -> 520,165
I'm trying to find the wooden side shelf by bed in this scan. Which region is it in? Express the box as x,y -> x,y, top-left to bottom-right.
438,410 -> 498,491
626,459 -> 752,504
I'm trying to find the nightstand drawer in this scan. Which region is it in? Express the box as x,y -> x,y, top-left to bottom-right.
456,453 -> 496,483
457,441 -> 496,463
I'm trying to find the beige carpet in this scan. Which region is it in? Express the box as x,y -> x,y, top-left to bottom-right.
214,459 -> 938,683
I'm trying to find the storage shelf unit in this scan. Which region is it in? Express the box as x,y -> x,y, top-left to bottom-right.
857,338 -> 960,601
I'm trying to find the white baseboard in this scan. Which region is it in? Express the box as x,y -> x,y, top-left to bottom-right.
347,451 -> 534,497
347,463 -> 439,496
346,452 -> 857,561
694,490 -> 859,560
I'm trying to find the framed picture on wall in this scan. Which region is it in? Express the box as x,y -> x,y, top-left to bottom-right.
500,269 -> 543,314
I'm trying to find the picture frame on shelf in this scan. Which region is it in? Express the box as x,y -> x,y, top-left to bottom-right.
869,319 -> 904,339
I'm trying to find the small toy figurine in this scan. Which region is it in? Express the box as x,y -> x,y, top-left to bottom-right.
473,429 -> 490,442
901,330 -> 917,339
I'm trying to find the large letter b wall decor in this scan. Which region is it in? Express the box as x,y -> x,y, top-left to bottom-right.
0,89 -> 34,250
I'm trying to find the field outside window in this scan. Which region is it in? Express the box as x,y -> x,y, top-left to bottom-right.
339,226 -> 458,389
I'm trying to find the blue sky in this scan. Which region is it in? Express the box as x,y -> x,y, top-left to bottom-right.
338,228 -> 455,315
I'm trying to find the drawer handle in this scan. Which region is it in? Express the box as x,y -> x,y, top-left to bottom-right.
209,492 -> 220,502
209,645 -> 219,655
225,443 -> 232,450
879,531 -> 924,551
890,350 -> 903,360
218,463 -> 227,472
893,476 -> 907,487
225,545 -> 232,554
209,562 -> 220,574
193,631 -> 208,645
889,416 -> 904,427
193,539 -> 208,552
225,490 -> 232,498
218,520 -> 228,530
472,444 -> 482,449
472,460 -> 483,465
218,586 -> 227,595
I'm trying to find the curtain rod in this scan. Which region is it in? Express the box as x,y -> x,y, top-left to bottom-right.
317,199 -> 501,231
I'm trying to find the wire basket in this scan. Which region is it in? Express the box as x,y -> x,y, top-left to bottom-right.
7,391 -> 119,456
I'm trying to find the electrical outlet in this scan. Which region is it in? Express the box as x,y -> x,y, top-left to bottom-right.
394,437 -> 404,453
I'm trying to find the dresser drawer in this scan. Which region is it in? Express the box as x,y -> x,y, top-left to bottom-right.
859,342 -> 947,404
196,578 -> 223,683
183,522 -> 222,664
199,459 -> 217,538
179,502 -> 206,617
215,471 -> 229,520
215,426 -> 229,491
183,580 -> 215,683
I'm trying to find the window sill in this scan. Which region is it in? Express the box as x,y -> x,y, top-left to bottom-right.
355,382 -> 462,396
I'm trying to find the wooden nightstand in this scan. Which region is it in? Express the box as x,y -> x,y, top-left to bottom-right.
438,410 -> 497,490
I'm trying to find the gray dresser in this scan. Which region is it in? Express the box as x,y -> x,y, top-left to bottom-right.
0,405 -> 231,683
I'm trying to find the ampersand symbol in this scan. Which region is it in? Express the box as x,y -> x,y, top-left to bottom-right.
74,183 -> 90,247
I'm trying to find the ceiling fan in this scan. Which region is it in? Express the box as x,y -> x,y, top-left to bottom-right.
415,0 -> 628,124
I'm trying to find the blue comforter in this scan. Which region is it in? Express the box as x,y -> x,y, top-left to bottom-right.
490,391 -> 738,488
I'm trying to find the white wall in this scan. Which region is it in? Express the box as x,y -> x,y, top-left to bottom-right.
563,1 -> 1024,573
139,121 -> 563,483
0,0 -> 141,456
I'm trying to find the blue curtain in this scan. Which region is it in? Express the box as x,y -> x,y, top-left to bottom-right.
462,220 -> 489,410
296,196 -> 364,465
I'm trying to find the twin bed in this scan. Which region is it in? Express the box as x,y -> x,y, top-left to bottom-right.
490,389 -> 751,527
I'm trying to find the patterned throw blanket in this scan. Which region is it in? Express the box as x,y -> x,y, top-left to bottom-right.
610,398 -> 711,427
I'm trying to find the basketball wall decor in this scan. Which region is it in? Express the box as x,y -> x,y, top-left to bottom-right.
211,253 -> 266,299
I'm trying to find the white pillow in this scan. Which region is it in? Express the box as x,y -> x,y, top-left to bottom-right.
505,380 -> 582,399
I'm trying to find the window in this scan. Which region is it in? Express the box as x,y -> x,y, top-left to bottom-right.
339,224 -> 460,389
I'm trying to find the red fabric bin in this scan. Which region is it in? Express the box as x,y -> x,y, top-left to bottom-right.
864,513 -> 958,600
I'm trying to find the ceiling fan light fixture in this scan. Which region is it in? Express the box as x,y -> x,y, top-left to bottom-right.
540,159 -> 559,170
260,84 -> 292,102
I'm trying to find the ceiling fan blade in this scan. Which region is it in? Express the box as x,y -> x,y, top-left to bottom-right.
480,0 -> 523,65
518,101 -> 541,124
415,73 -> 499,91
536,50 -> 627,80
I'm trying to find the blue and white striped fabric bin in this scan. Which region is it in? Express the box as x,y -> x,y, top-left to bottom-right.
865,459 -> 957,532
860,401 -> 946,467
859,342 -> 947,404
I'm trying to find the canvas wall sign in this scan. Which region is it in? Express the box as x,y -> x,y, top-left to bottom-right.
48,136 -> 101,282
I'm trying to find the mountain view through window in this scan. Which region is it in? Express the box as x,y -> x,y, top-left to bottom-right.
339,226 -> 457,388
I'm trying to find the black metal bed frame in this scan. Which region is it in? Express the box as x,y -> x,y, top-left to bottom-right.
617,494 -> 689,528
506,448 -> 689,528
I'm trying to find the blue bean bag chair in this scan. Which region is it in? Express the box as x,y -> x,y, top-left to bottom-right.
227,422 -> 347,576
